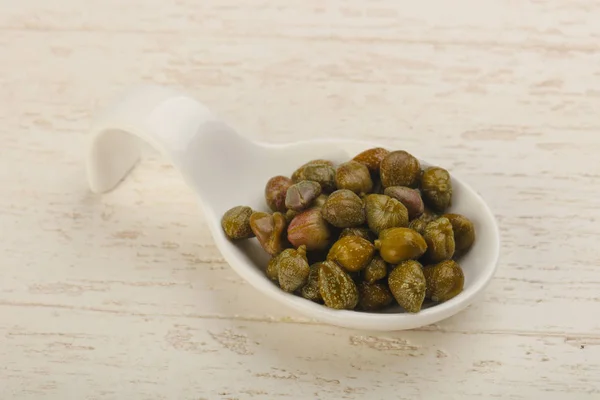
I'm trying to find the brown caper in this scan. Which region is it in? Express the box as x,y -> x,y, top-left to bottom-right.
318,260 -> 359,310
275,245 -> 310,293
364,194 -> 409,234
249,211 -> 288,256
221,206 -> 255,240
380,150 -> 421,188
408,209 -> 438,235
352,147 -> 390,173
383,186 -> 424,220
321,189 -> 365,228
423,260 -> 464,302
327,236 -> 375,272
421,167 -> 452,212
287,208 -> 332,251
358,282 -> 394,311
423,217 -> 455,263
443,213 -> 475,258
300,262 -> 323,302
363,255 -> 387,283
335,161 -> 373,195
374,227 -> 427,264
285,180 -> 322,212
293,163 -> 336,193
265,176 -> 292,212
388,260 -> 426,313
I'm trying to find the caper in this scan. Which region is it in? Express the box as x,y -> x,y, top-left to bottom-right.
285,209 -> 298,223
388,260 -> 426,313
364,194 -> 409,234
321,189 -> 365,228
421,167 -> 452,212
265,176 -> 292,212
293,163 -> 336,193
300,262 -> 323,302
266,256 -> 280,282
292,159 -> 335,182
374,227 -> 427,264
383,186 -> 424,220
318,260 -> 359,310
358,282 -> 394,311
249,211 -> 288,256
335,161 -> 373,195
423,217 -> 455,263
408,209 -> 438,235
380,150 -> 421,188
339,227 -> 374,242
423,260 -> 464,302
443,213 -> 475,258
275,245 -> 310,293
327,236 -> 375,272
221,205 -> 254,240
285,180 -> 322,212
363,255 -> 387,283
312,194 -> 329,209
352,147 -> 390,173
287,208 -> 332,251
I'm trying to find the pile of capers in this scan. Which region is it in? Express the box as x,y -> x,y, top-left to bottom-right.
220,148 -> 476,313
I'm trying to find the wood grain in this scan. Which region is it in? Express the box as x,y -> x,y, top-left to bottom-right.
1,0 -> 599,398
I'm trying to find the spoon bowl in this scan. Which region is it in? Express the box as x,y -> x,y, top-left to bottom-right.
87,85 -> 500,331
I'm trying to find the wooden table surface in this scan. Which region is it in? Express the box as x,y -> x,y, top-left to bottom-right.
1,1 -> 599,399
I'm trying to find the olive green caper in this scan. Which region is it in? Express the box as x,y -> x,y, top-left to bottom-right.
221,206 -> 255,240
249,211 -> 288,256
327,236 -> 375,272
285,180 -> 322,212
266,256 -> 280,282
423,260 -> 464,302
318,260 -> 359,310
374,227 -> 427,264
408,209 -> 438,235
339,227 -> 374,242
358,282 -> 394,311
321,189 -> 365,228
293,163 -> 336,193
364,194 -> 409,234
423,217 -> 455,263
443,213 -> 475,258
352,147 -> 390,173
380,150 -> 421,188
311,194 -> 329,209
276,245 -> 310,292
291,159 -> 335,182
383,186 -> 424,220
421,167 -> 453,212
335,161 -> 373,195
265,176 -> 292,212
285,209 -> 298,223
300,262 -> 323,302
287,208 -> 332,251
388,260 -> 426,313
363,255 -> 387,283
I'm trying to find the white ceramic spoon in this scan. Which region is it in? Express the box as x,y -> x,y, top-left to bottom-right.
87,85 -> 500,331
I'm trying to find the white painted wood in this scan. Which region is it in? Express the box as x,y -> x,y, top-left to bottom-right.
0,0 -> 599,398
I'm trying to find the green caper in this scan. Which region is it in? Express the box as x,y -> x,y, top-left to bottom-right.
327,236 -> 375,272
312,194 -> 329,209
321,189 -> 365,228
423,260 -> 464,302
266,256 -> 280,282
291,159 -> 335,182
300,262 -> 323,302
363,255 -> 388,283
265,176 -> 293,212
275,245 -> 310,292
339,227 -> 374,242
352,147 -> 390,173
374,227 -> 427,264
318,260 -> 359,310
287,208 -> 332,251
335,161 -> 373,195
388,260 -> 426,313
383,186 -> 424,220
285,209 -> 298,223
364,194 -> 409,234
249,211 -> 288,256
358,282 -> 394,311
380,150 -> 421,188
443,213 -> 475,258
285,180 -> 322,212
408,209 -> 438,235
421,167 -> 452,212
423,217 -> 455,263
221,206 -> 255,240
293,163 -> 336,193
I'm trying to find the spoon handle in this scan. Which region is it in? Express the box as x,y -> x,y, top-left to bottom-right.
86,85 -> 227,193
